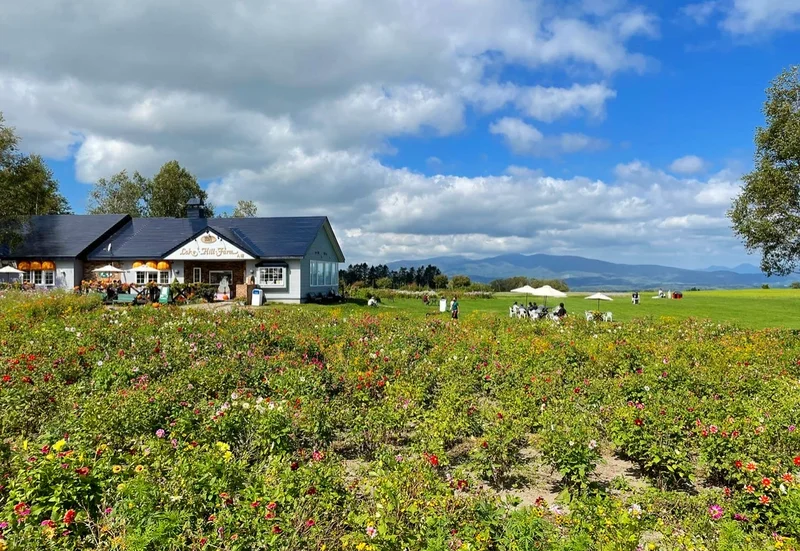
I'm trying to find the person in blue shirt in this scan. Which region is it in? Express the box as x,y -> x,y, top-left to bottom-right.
451,296 -> 459,320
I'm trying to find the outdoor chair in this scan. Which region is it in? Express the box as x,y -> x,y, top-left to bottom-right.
585,311 -> 593,321
603,312 -> 613,322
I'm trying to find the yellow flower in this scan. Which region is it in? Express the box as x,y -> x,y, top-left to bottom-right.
53,439 -> 66,452
117,483 -> 126,491
45,453 -> 54,461
0,539 -> 7,551
112,465 -> 123,474
134,465 -> 144,473
216,442 -> 230,452
223,451 -> 233,462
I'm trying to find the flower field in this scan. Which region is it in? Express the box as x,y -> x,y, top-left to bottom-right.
0,292 -> 799,550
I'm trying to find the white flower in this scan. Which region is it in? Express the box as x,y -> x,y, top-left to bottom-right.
549,504 -> 563,515
628,504 -> 642,517
588,440 -> 598,450
231,391 -> 239,400
568,440 -> 575,447
97,361 -> 103,367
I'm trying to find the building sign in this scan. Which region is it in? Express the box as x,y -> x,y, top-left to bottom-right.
165,232 -> 255,260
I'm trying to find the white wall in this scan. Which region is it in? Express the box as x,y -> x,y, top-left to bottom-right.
301,227 -> 340,299
55,259 -> 79,289
247,259 -> 302,303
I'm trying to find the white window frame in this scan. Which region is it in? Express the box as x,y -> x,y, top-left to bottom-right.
258,267 -> 286,287
209,270 -> 233,286
159,271 -> 170,284
136,272 -> 146,285
310,261 -> 338,287
148,272 -> 158,283
23,270 -> 55,286
193,267 -> 202,283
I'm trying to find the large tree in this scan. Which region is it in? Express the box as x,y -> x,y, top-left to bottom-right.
232,200 -> 257,218
148,160 -> 213,218
87,169 -> 148,217
729,66 -> 800,275
0,113 -> 71,249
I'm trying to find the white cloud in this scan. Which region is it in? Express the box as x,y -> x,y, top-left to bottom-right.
489,117 -> 607,156
722,0 -> 800,34
669,155 -> 708,174
681,2 -> 719,25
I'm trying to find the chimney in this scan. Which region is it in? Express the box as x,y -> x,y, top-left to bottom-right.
186,197 -> 205,219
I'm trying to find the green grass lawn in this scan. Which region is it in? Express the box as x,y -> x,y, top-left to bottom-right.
333,289 -> 800,329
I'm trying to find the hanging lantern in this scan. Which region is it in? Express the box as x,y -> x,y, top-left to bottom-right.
30,261 -> 42,270
132,261 -> 143,269
41,260 -> 55,270
17,261 -> 30,271
146,261 -> 158,269
157,261 -> 170,271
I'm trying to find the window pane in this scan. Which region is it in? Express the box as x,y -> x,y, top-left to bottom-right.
193,267 -> 201,283
45,271 -> 54,285
137,272 -> 145,285
160,271 -> 170,284
148,272 -> 158,283
310,261 -> 316,286
23,271 -> 31,283
326,262 -> 332,285
34,271 -> 42,284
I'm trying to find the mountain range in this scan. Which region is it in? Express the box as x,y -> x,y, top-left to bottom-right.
387,254 -> 790,291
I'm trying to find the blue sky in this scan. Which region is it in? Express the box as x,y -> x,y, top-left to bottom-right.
1,0 -> 799,269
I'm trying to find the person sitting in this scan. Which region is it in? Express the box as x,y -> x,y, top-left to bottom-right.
423,294 -> 429,305
555,302 -> 567,318
367,296 -> 378,307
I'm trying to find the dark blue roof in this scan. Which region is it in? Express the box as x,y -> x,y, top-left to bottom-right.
87,216 -> 337,260
6,215 -> 129,258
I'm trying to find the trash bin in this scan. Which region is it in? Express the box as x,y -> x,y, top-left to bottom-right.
251,288 -> 263,306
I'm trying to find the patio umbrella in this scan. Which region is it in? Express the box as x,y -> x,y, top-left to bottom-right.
131,265 -> 159,272
585,292 -> 613,310
531,285 -> 567,307
0,265 -> 25,283
92,264 -> 124,273
510,285 -> 539,303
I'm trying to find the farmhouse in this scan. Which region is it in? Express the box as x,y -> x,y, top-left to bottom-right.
1,199 -> 345,303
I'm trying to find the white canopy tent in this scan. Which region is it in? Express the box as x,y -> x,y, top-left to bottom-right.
585,292 -> 613,310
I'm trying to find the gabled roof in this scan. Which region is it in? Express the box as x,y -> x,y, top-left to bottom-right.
5,215 -> 130,258
87,216 -> 340,260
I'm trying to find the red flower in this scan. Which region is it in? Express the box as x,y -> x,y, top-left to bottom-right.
481,441 -> 488,449
497,412 -> 504,420
759,495 -> 770,505
745,485 -> 755,494
634,418 -> 643,426
264,511 -> 275,519
271,525 -> 282,534
427,454 -> 439,467
573,387 -> 581,394
63,509 -> 76,525
734,460 -> 743,469
782,473 -> 794,483
306,487 -> 317,496
74,466 -> 90,477
794,455 -> 800,467
267,501 -> 277,510
13,502 -> 29,516
251,501 -> 260,508
745,461 -> 757,472
305,519 -> 315,528
457,479 -> 468,491
761,477 -> 771,488
290,461 -> 299,471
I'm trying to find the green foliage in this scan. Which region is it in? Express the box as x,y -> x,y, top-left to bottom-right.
232,199 -> 257,218
0,293 -> 799,548
729,65 -> 800,276
87,169 -> 148,216
0,113 -> 71,249
148,160 -> 212,218
451,275 -> 472,288
433,274 -> 449,289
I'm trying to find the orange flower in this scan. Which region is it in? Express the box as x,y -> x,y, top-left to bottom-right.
759,495 -> 770,505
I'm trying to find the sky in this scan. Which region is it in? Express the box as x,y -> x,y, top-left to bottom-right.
1,0 -> 799,270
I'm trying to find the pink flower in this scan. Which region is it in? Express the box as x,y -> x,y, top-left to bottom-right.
366,526 -> 378,539
41,519 -> 56,527
708,504 -> 724,520
312,450 -> 324,462
156,429 -> 165,438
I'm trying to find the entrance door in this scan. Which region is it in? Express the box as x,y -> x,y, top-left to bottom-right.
209,270 -> 233,299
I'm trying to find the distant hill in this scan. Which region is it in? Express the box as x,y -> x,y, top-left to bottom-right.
703,263 -> 762,275
387,254 -> 788,291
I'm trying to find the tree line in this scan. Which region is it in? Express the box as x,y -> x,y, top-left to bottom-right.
0,111 -> 257,248
338,264 -> 569,292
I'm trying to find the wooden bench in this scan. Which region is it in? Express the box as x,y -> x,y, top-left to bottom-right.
112,293 -> 139,306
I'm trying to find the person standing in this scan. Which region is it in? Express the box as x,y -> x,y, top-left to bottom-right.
451,296 -> 459,320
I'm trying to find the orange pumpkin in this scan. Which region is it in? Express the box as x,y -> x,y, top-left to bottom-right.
157,261 -> 170,271
17,261 -> 30,271
132,261 -> 143,268
30,261 -> 42,270
41,260 -> 55,270
146,261 -> 158,269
